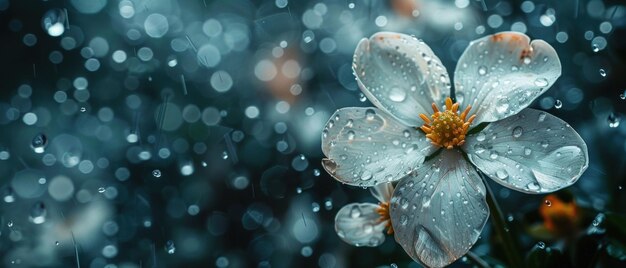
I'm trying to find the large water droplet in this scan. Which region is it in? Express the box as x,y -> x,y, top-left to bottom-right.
360,170 -> 372,181
389,87 -> 407,102
31,133 -> 48,154
365,109 -> 376,120
554,99 -> 562,109
476,132 -> 486,141
29,201 -> 47,224
608,113 -> 621,128
496,169 -> 509,179
512,126 -> 523,138
347,130 -> 355,140
534,78 -> 549,87
41,9 -> 66,37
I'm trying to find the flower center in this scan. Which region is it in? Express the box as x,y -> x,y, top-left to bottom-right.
419,97 -> 476,149
376,202 -> 393,235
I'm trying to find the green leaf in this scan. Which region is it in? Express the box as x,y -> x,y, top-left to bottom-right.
526,244 -> 565,268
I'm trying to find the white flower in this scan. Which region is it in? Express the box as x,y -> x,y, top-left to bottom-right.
323,32 -> 588,267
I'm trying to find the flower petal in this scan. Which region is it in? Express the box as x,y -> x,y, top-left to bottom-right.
335,203 -> 387,247
353,32 -> 451,126
389,150 -> 489,267
454,32 -> 561,125
322,107 -> 435,187
370,183 -> 394,203
462,108 -> 588,194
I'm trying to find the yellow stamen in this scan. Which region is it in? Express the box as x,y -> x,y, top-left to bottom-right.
376,202 -> 394,235
418,97 -> 474,149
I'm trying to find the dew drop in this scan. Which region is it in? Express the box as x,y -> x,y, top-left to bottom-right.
360,170 -> 372,181
489,151 -> 498,159
313,169 -> 321,176
554,99 -> 562,109
389,87 -> 407,102
365,109 -> 376,120
523,56 -> 531,64
152,169 -> 162,178
221,151 -> 229,159
537,112 -> 546,122
534,77 -> 549,87
476,132 -> 486,141
496,169 -> 509,179
478,66 -> 487,76
524,147 -> 532,156
312,202 -> 320,212
512,126 -> 523,138
608,113 -> 621,128
347,130 -> 355,140
165,240 -> 176,254
358,93 -> 367,102
29,201 -> 47,224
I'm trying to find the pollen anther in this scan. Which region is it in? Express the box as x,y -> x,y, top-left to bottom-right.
419,97 -> 475,149
376,202 -> 394,235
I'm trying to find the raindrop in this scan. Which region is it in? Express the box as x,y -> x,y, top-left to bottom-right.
365,109 -> 376,120
348,2 -> 355,8
476,132 -> 486,141
7,221 -> 13,228
152,169 -> 162,178
324,198 -> 333,210
496,169 -> 509,179
599,69 -> 606,77
29,201 -> 47,224
389,87 -> 407,102
554,99 -> 562,109
507,214 -> 514,222
312,202 -> 320,212
512,126 -> 523,138
347,131 -> 355,140
165,240 -> 176,254
534,78 -> 549,87
523,57 -> 531,64
221,151 -> 229,159
538,112 -> 546,122
3,187 -> 15,203
360,170 -> 372,181
608,113 -> 620,128
620,91 -> 626,100
489,151 -> 498,159
55,241 -> 60,246
537,241 -> 546,249
358,93 -> 367,102
31,133 -> 48,154
592,43 -> 600,52
41,9 -> 66,37
477,66 -> 487,75
544,199 -> 552,206
296,187 -> 302,194
98,187 -> 106,193
80,107 -> 86,112
313,169 -> 320,176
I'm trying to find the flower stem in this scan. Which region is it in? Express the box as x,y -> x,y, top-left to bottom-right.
466,251 -> 491,268
482,174 -> 524,268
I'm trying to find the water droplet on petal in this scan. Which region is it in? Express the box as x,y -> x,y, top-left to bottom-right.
478,66 -> 487,75
389,87 -> 407,102
347,130 -> 355,140
496,169 -> 509,179
534,77 -> 549,87
512,126 -> 523,138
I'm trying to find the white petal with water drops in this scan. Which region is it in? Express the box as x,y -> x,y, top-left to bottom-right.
335,203 -> 387,247
389,150 -> 488,268
321,107 -> 435,187
463,108 -> 588,194
454,32 -> 562,125
370,182 -> 394,203
353,32 -> 450,126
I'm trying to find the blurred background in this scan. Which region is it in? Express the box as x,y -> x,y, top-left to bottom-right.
0,0 -> 625,267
